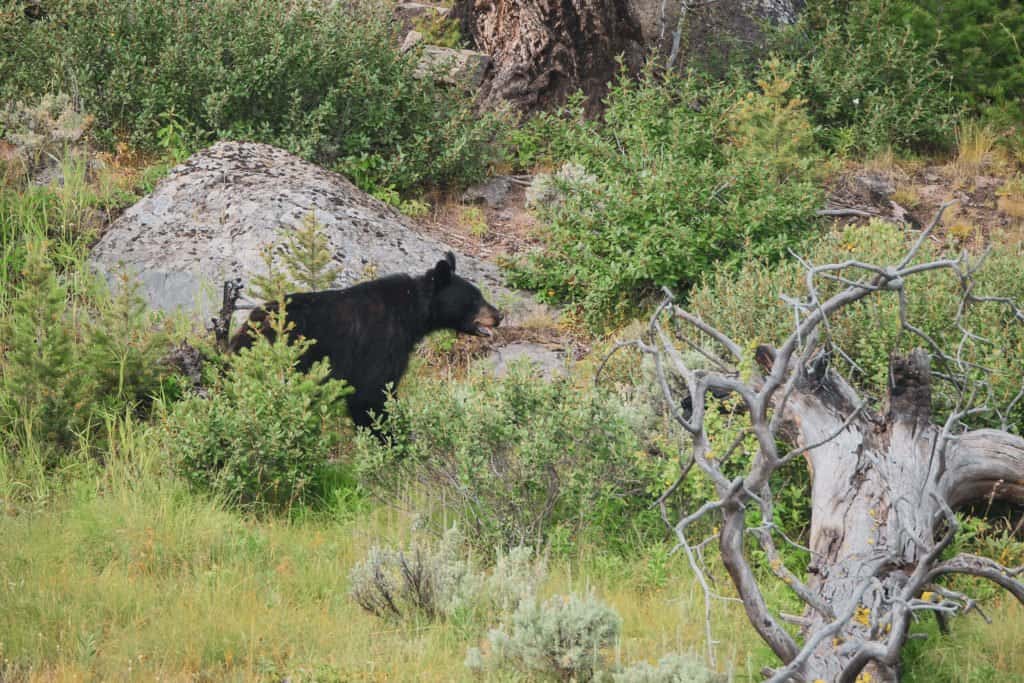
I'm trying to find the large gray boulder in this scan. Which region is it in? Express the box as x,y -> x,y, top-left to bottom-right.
90,141 -> 511,316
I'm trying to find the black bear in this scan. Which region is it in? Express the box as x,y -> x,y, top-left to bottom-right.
228,252 -> 502,427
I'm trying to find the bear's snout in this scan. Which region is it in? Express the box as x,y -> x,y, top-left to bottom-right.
472,304 -> 503,337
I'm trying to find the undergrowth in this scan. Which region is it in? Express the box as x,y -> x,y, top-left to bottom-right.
0,0 -> 501,194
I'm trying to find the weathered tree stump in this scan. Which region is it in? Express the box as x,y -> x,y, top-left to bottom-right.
629,204 -> 1024,682
451,0 -> 644,114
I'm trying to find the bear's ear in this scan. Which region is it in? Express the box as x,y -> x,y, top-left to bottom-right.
444,251 -> 456,272
433,257 -> 453,288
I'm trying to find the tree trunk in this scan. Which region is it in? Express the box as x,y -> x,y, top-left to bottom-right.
782,350 -> 1024,681
451,0 -> 644,114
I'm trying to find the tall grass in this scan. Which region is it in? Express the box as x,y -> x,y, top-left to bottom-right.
953,119 -> 999,183
0,153 -> 142,305
2,415 -> 1022,681
0,421 -> 741,681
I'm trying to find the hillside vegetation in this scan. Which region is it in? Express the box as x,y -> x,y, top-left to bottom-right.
1,0 -> 1023,681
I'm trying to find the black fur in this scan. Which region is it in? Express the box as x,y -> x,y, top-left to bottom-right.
228,253 -> 501,427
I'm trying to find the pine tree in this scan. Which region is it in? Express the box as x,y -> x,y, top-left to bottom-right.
0,240 -> 84,456
82,272 -> 169,415
251,212 -> 342,301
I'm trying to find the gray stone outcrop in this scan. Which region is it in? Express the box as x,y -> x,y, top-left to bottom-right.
90,141 -> 510,316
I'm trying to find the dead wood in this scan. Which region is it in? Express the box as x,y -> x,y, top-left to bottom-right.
626,202 -> 1024,681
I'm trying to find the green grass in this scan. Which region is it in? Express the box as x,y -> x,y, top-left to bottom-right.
0,152 -> 153,306
0,434 -> 747,681
2,422 -> 1022,682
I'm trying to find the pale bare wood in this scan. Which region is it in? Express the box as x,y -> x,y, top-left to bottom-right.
623,204 -> 1024,681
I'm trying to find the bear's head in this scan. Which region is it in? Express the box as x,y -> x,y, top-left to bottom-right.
427,252 -> 503,337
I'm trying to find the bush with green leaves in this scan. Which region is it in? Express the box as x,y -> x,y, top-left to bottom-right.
507,66 -> 823,331
355,363 -> 678,553
896,0 -> 1024,113
467,592 -> 622,682
771,0 -> 959,153
163,310 -> 351,510
0,241 -> 170,461
688,220 -> 1024,430
0,0 -> 500,193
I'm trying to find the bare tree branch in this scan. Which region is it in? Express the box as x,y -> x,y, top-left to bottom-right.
627,202 -> 1023,681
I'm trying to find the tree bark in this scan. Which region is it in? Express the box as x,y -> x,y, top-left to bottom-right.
781,350 -> 1024,681
636,202 -> 1024,683
451,0 -> 644,114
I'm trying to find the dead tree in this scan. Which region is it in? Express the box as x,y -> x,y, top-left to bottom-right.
626,203 -> 1024,681
451,0 -> 644,114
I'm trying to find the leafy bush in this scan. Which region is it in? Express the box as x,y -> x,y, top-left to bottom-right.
0,241 -> 170,461
469,593 -> 621,682
896,0 -> 1024,112
688,220 -> 1024,430
0,0 -> 500,193
507,66 -> 822,331
355,364 -> 677,553
612,653 -> 723,683
771,0 -> 959,153
163,310 -> 351,510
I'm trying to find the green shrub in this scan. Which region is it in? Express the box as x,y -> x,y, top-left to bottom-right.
0,240 -> 86,456
772,0 -> 959,153
250,212 -> 342,301
688,220 -> 1024,430
355,364 -> 678,553
507,66 -> 823,331
0,241 -> 170,461
0,0 -> 500,193
163,310 -> 351,510
727,58 -> 822,180
413,12 -> 463,49
469,593 -> 621,682
897,0 -> 1024,112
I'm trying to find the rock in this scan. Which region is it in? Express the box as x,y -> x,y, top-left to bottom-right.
414,45 -> 491,89
401,30 -> 424,53
394,2 -> 450,33
854,171 -> 896,202
461,176 -> 512,209
488,342 -> 568,379
90,141 -> 514,317
525,162 -> 597,209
